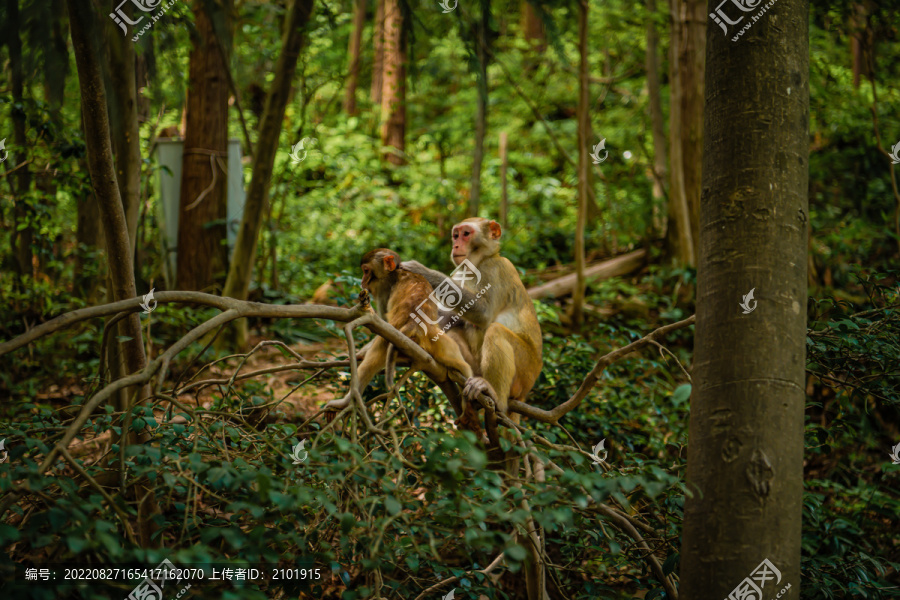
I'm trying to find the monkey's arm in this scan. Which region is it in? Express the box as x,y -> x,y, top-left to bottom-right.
401,260 -> 494,328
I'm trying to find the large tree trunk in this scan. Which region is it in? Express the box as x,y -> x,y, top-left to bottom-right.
645,0 -> 667,239
222,0 -> 316,347
572,0 -> 591,328
665,0 -> 695,266
67,0 -> 158,546
176,0 -> 232,291
468,3 -> 490,216
380,0 -> 406,165
371,0 -> 384,105
106,15 -> 142,261
344,0 -> 367,115
8,0 -> 34,280
680,0 -> 809,597
674,0 -> 705,260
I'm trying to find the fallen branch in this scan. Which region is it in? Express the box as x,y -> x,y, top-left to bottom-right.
527,249 -> 647,299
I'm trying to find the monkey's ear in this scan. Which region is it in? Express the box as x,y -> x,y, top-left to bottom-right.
383,254 -> 397,271
488,220 -> 502,240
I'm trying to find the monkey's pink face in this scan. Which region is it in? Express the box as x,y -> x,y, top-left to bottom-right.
451,224 -> 478,265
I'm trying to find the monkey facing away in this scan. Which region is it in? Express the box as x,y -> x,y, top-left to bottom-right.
402,218 -> 543,427
324,249 -> 478,426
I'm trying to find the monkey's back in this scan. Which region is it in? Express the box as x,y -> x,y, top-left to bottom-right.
387,269 -> 439,339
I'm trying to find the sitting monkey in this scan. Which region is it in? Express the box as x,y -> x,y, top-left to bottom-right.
324,249 -> 481,433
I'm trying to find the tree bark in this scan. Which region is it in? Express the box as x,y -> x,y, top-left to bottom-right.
344,0 -> 367,115
176,0 -> 232,291
8,0 -> 34,280
106,15 -> 142,262
674,0 -> 705,260
572,0 -> 591,327
222,0 -> 316,347
680,0 -> 809,597
645,0 -> 667,238
371,0 -> 385,105
665,0 -> 695,266
380,0 -> 406,165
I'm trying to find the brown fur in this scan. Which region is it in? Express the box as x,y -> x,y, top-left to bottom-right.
404,218 -> 544,426
325,249 -> 479,433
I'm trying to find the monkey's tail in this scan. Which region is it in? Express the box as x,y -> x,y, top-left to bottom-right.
385,344 -> 397,391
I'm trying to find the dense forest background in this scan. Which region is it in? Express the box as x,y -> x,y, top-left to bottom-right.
0,0 -> 898,598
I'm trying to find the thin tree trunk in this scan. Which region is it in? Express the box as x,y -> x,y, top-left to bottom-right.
469,4 -> 489,216
8,0 -> 33,279
680,0 -> 809,597
380,0 -> 406,165
106,17 -> 142,261
665,0 -> 695,266
520,1 -> 545,52
67,0 -> 158,547
176,0 -> 232,290
499,131 -> 508,229
572,0 -> 591,328
371,0 -> 384,105
222,0 -> 316,347
645,0 -> 667,238
675,0 -> 705,260
344,0 -> 367,115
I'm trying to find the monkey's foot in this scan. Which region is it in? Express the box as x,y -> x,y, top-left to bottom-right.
323,396 -> 352,422
463,377 -> 499,410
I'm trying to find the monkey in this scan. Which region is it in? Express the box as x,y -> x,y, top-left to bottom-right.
401,218 -> 543,431
324,249 -> 481,433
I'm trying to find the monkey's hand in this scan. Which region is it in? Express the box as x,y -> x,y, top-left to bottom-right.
323,395 -> 352,423
463,377 -> 499,411
400,260 -> 448,288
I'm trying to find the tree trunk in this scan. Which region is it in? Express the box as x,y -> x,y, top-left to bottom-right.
665,0 -> 695,266
572,0 -> 591,328
680,0 -> 809,597
67,0 -> 158,546
380,0 -> 406,165
8,0 -> 34,280
371,0 -> 384,105
176,0 -> 232,291
499,131 -> 508,229
106,16 -> 142,261
222,0 -> 316,347
645,0 -> 667,239
469,4 -> 489,216
344,0 -> 367,115
675,0 -> 705,261
520,1 -> 545,52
